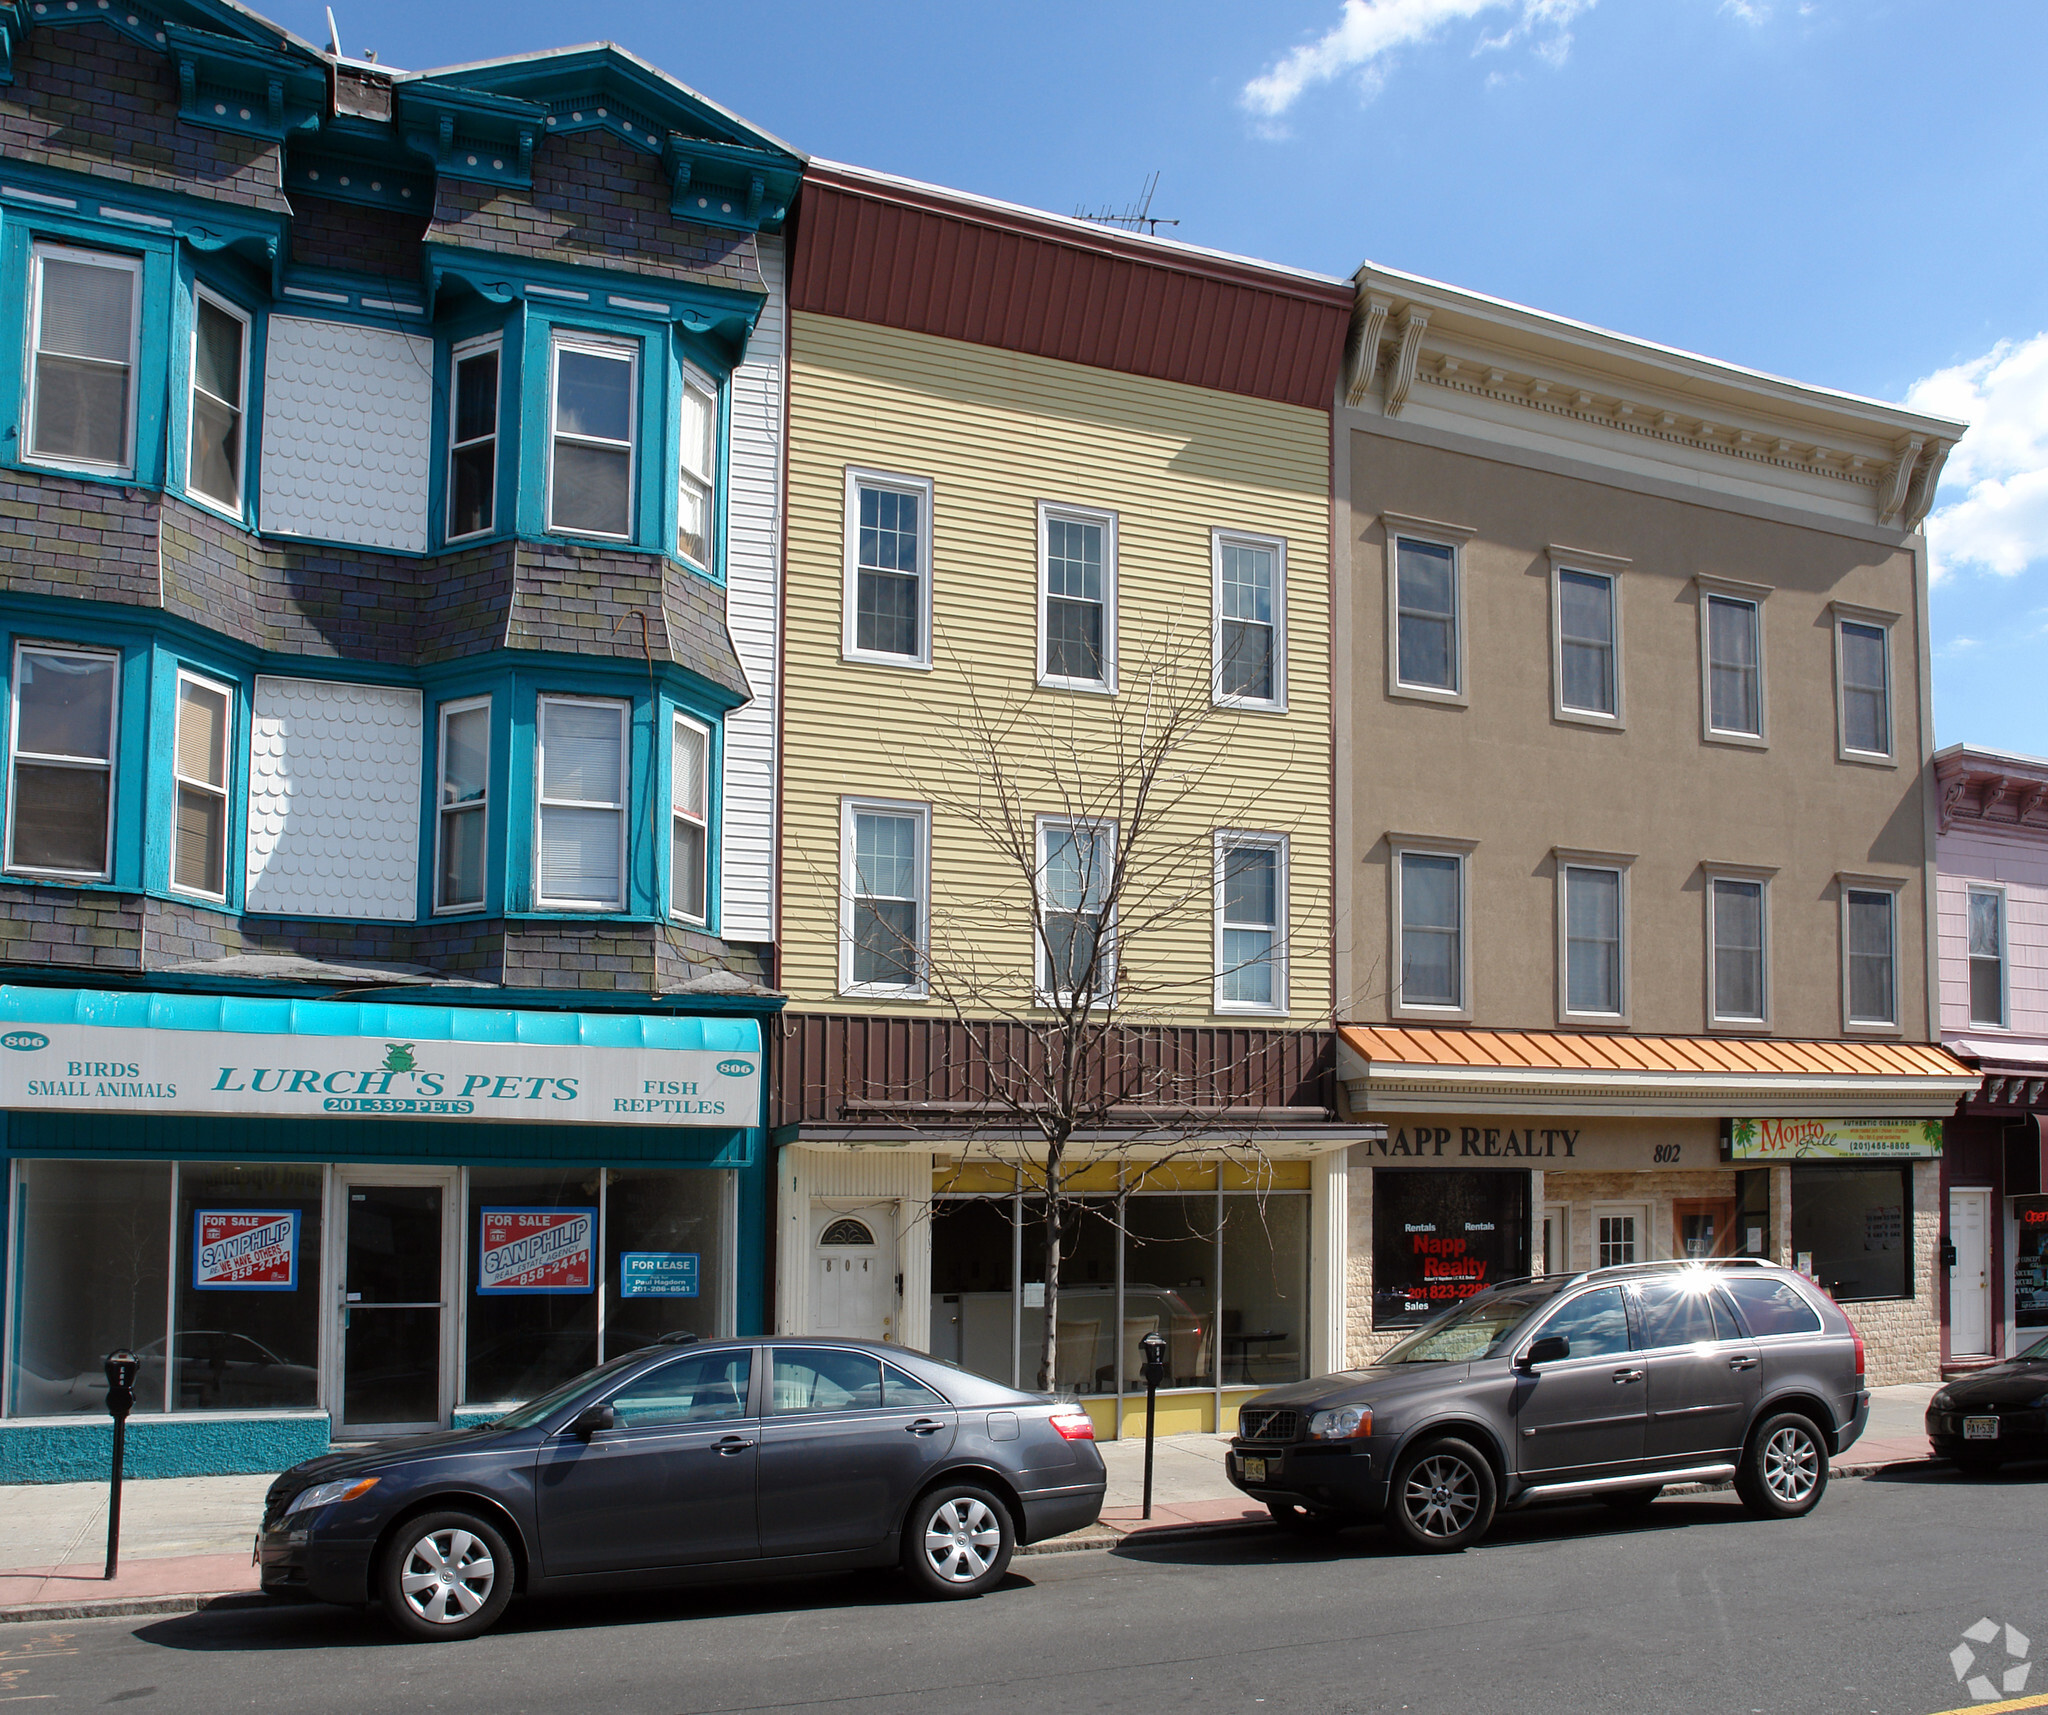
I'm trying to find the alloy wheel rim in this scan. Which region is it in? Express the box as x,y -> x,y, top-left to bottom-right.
923,1497 -> 1002,1583
1403,1454 -> 1480,1538
400,1527 -> 496,1624
1763,1426 -> 1819,1503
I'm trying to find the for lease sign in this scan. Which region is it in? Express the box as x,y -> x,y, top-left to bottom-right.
478,1208 -> 596,1294
194,1210 -> 299,1290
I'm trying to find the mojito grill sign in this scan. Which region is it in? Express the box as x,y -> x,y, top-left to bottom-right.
478,1209 -> 597,1294
0,1024 -> 760,1127
1725,1118 -> 1944,1160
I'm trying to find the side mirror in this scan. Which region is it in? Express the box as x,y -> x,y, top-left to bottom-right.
566,1402 -> 615,1438
1517,1334 -> 1570,1371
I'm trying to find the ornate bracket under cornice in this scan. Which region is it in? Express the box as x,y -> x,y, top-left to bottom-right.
1383,308 -> 1430,419
165,24 -> 324,142
1877,434 -> 1926,527
398,82 -> 544,189
1345,293 -> 1392,409
1902,438 -> 1951,530
660,132 -> 796,233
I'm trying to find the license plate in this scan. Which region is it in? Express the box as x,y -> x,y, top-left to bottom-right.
1963,1416 -> 2000,1441
1241,1456 -> 1268,1483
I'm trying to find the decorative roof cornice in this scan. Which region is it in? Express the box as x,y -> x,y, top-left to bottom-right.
1933,743 -> 2048,837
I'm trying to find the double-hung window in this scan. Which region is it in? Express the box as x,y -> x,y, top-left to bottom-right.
535,696 -> 626,910
843,470 -> 932,667
1038,818 -> 1116,1003
1968,886 -> 2007,1028
1842,883 -> 1898,1029
27,245 -> 142,476
1559,857 -> 1627,1019
1216,833 -> 1287,1013
1394,844 -> 1467,1012
548,335 -> 637,539
1700,581 -> 1768,741
1384,518 -> 1472,700
187,292 -> 249,514
434,697 -> 490,912
841,798 -> 927,995
1038,505 -> 1116,692
677,367 -> 717,568
1549,549 -> 1627,724
6,643 -> 118,879
447,339 -> 500,541
1708,872 -> 1769,1024
1214,533 -> 1284,708
170,671 -> 232,899
671,714 -> 710,925
1835,611 -> 1894,761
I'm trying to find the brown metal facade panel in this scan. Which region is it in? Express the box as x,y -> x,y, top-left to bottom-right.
771,1014 -> 1337,1128
791,173 -> 1352,410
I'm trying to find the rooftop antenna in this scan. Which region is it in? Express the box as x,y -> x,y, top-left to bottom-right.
1074,171 -> 1180,236
324,5 -> 340,56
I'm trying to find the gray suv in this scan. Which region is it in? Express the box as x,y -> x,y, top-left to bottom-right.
1227,1260 -> 1868,1552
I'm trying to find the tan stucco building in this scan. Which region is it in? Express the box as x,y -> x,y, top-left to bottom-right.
1330,265 -> 1977,1384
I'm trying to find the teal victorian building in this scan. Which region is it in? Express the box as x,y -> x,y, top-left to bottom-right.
0,2 -> 799,1478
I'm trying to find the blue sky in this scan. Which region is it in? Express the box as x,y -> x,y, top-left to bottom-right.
282,0 -> 2048,756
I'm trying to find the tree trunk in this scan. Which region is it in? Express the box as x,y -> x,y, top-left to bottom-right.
1037,1185 -> 1063,1393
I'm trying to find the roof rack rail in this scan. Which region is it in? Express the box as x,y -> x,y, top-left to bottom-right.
1581,1257 -> 1775,1281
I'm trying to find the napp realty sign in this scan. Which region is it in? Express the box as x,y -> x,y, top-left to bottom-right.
0,1024 -> 759,1126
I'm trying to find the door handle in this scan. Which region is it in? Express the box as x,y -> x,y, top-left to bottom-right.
1612,1368 -> 1644,1384
1728,1356 -> 1759,1371
712,1436 -> 754,1454
906,1418 -> 944,1436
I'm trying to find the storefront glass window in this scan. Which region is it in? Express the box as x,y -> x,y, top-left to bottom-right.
1372,1171 -> 1530,1330
1220,1194 -> 1308,1387
173,1163 -> 322,1411
464,1168 -> 601,1406
1789,1166 -> 1909,1301
604,1169 -> 730,1353
930,1198 -> 1019,1383
2015,1198 -> 2048,1333
1020,1198 -> 1120,1393
1122,1197 -> 1217,1391
10,1160 -> 170,1416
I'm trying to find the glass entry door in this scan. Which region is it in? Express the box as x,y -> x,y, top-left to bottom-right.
340,1177 -> 453,1434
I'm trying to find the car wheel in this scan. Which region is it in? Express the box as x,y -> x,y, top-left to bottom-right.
901,1484 -> 1014,1599
1734,1412 -> 1829,1520
377,1510 -> 514,1642
1602,1485 -> 1663,1512
1267,1500 -> 1348,1533
1386,1438 -> 1496,1553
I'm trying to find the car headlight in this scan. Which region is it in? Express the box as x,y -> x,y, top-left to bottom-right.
285,1476 -> 379,1516
1929,1389 -> 1953,1411
1307,1405 -> 1373,1440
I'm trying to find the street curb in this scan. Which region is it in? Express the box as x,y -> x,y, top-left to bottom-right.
0,1590 -> 267,1625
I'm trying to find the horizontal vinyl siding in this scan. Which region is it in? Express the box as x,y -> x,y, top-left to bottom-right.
1937,828 -> 2048,1036
781,310 -> 1333,1023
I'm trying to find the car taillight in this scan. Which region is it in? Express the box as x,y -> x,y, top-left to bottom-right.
1851,1327 -> 1865,1381
1049,1408 -> 1096,1441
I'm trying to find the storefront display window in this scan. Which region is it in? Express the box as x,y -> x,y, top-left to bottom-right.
604,1168 -> 730,1353
1220,1194 -> 1307,1387
1790,1166 -> 1909,1301
8,1160 -> 170,1417
2015,1197 -> 2048,1332
173,1163 -> 322,1411
1372,1171 -> 1530,1330
465,1168 -> 601,1406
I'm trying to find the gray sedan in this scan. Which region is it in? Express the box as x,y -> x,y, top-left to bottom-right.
257,1337 -> 1105,1640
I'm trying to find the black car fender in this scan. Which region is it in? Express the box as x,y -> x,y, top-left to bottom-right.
1749,1388 -> 1840,1450
1386,1414 -> 1510,1486
370,1487 -> 536,1599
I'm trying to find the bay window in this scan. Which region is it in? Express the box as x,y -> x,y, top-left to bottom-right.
187,292 -> 249,513
6,642 -> 118,879
434,697 -> 490,913
548,335 -> 636,539
447,339 -> 501,541
170,670 -> 232,899
671,713 -> 710,925
677,367 -> 717,568
27,244 -> 141,475
535,695 -> 626,910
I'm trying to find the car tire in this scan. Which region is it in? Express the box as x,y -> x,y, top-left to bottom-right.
1602,1485 -> 1663,1512
377,1510 -> 515,1642
1734,1412 -> 1829,1520
1267,1500 -> 1348,1534
901,1483 -> 1015,1600
1386,1438 -> 1496,1553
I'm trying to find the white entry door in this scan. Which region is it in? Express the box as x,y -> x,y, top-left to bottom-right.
812,1203 -> 897,1341
1541,1204 -> 1570,1276
1949,1188 -> 1992,1357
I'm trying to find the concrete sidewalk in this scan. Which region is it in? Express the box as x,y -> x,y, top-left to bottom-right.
0,1383 -> 1951,1624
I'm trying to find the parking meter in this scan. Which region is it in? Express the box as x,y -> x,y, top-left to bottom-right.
103,1350 -> 139,1580
1138,1331 -> 1169,1519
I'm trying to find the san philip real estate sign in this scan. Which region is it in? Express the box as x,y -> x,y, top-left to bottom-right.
0,989 -> 761,1127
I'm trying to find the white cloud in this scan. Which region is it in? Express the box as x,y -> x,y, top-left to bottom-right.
1905,331 -> 2048,581
1241,0 -> 1595,124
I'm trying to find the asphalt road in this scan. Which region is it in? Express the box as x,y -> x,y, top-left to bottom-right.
1,1465 -> 2039,1715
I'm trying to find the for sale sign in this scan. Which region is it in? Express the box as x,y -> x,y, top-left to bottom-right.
478,1208 -> 596,1295
194,1210 -> 299,1291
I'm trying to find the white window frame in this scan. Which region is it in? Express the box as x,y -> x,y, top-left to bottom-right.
1838,874 -> 1904,1033
1554,848 -> 1633,1025
545,331 -> 638,542
1211,530 -> 1287,712
1214,830 -> 1289,1016
1036,502 -> 1119,695
5,640 -> 119,881
533,693 -> 628,912
838,795 -> 930,999
1036,814 -> 1119,1006
676,362 -> 718,570
432,694 -> 491,915
1592,1203 -> 1650,1268
1547,546 -> 1628,729
184,286 -> 250,518
1697,575 -> 1771,748
1383,512 -> 1475,707
1966,882 -> 2008,1031
1388,834 -> 1476,1020
841,468 -> 934,670
670,710 -> 711,927
1704,864 -> 1776,1029
1830,601 -> 1898,766
445,334 -> 502,544
168,667 -> 234,902
25,242 -> 144,480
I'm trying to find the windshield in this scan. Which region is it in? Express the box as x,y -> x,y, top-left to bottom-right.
1377,1288 -> 1559,1364
489,1351 -> 648,1431
2021,1332 -> 2048,1363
